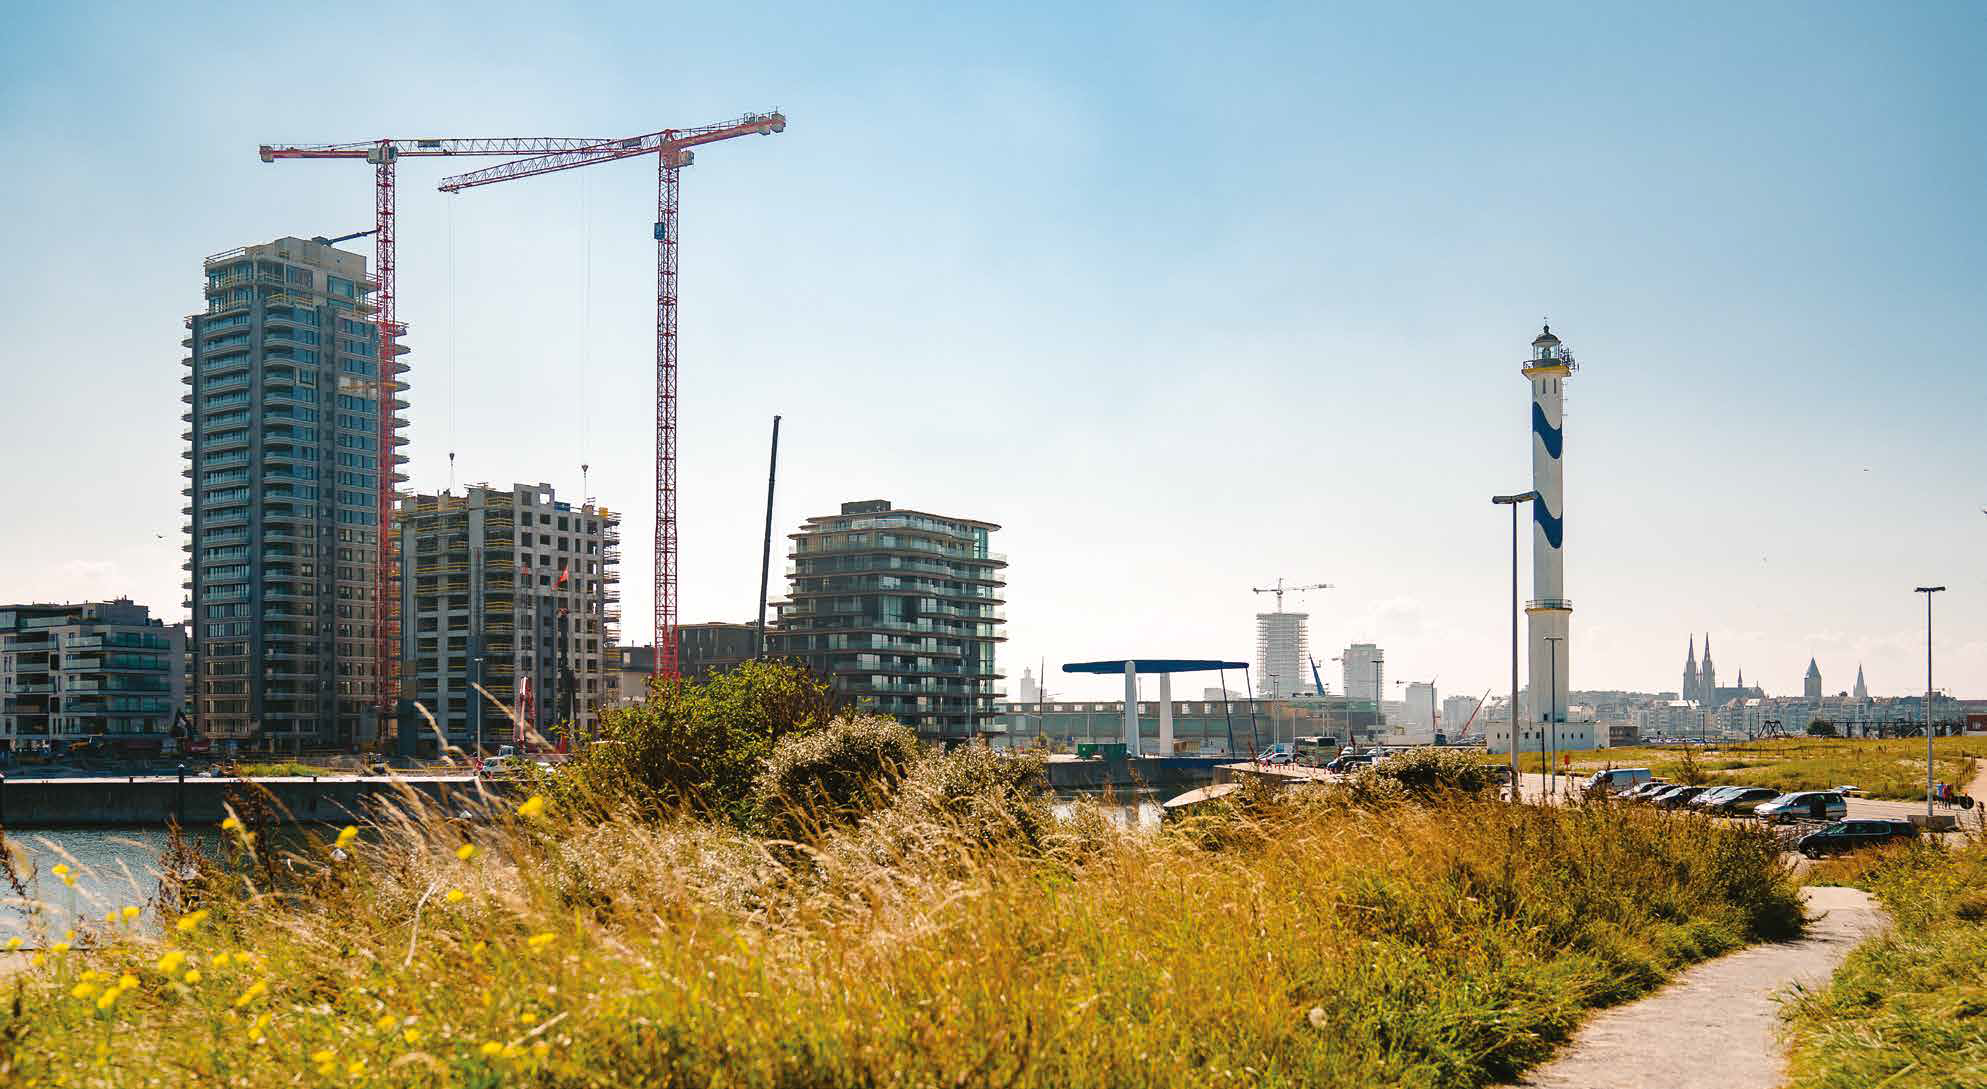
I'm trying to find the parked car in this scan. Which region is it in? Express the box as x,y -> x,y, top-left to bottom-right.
1755,791 -> 1848,824
1685,785 -> 1747,809
1653,785 -> 1711,810
1797,819 -> 1918,858
1639,785 -> 1691,807
1700,786 -> 1781,815
1619,780 -> 1671,801
1256,743 -> 1294,765
1584,768 -> 1654,796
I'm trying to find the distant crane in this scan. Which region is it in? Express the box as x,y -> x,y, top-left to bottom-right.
1252,578 -> 1332,613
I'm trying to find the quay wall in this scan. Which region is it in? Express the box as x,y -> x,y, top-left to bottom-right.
0,776 -> 487,828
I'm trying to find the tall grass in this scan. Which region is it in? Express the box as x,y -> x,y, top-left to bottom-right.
1784,826 -> 1987,1087
0,780 -> 1802,1087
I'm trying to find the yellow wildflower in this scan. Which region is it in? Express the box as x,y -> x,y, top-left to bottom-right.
221,816 -> 242,832
182,969 -> 201,984
61,874 -> 76,888
103,910 -> 117,924
117,974 -> 138,991
345,1059 -> 366,1077
80,969 -> 104,982
51,864 -> 69,876
519,1011 -> 537,1024
232,979 -> 268,1007
526,932 -> 555,950
470,940 -> 487,957
479,1041 -> 503,1058
155,951 -> 187,976
455,844 -> 477,861
444,888 -> 466,904
95,988 -> 119,1011
517,794 -> 547,819
334,825 -> 359,849
248,1012 -> 271,1041
121,905 -> 141,921
211,952 -> 231,967
310,1050 -> 335,1064
530,1042 -> 550,1059
402,1026 -> 422,1045
70,982 -> 98,1000
175,909 -> 210,933
4,937 -> 19,950
374,1013 -> 397,1033
49,942 -> 70,955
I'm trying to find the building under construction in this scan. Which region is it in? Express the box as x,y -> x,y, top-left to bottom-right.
396,484 -> 619,751
183,236 -> 408,747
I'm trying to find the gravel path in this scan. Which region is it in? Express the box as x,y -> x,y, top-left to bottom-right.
1507,885 -> 1884,1089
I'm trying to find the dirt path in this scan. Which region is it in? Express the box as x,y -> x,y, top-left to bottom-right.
1507,886 -> 1884,1089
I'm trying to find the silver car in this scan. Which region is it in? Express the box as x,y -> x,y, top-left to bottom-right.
1754,791 -> 1847,824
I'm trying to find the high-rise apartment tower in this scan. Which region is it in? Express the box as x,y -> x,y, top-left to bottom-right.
183,236 -> 408,747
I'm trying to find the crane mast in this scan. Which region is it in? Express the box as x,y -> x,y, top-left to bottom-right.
259,137 -> 610,726
438,112 -> 787,679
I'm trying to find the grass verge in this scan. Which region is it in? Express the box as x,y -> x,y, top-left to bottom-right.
0,790 -> 1801,1088
1784,830 -> 1987,1087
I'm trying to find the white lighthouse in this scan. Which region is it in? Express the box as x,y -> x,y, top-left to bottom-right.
1525,324 -> 1574,743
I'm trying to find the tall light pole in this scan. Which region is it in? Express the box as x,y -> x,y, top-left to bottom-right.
1493,491 -> 1538,801
1916,585 -> 1945,820
1544,635 -> 1564,798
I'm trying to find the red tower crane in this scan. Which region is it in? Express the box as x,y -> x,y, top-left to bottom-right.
259,137 -> 610,720
435,112 -> 788,679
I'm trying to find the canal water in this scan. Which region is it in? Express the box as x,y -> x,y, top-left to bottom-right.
1,828 -> 192,940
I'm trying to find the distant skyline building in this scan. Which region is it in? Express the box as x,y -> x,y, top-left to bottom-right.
1523,324 -> 1575,741
184,236 -> 408,747
1679,633 -> 1763,707
0,599 -> 185,754
1442,694 -> 1482,736
1340,643 -> 1384,702
1254,611 -> 1311,700
770,500 -> 1006,740
1401,681 -> 1437,738
396,484 -> 618,752
1804,657 -> 1824,703
1853,663 -> 1868,701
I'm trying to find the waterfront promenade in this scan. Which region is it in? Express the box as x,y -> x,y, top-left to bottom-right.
0,773 -> 482,828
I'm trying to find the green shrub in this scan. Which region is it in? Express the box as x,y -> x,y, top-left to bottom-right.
563,659 -> 838,825
755,713 -> 921,838
1357,746 -> 1503,798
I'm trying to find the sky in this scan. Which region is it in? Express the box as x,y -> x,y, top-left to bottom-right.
2,1 -> 1982,706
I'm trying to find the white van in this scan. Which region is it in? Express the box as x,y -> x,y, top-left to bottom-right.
1585,768 -> 1653,795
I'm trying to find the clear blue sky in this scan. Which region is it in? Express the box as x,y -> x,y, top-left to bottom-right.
2,1 -> 1981,704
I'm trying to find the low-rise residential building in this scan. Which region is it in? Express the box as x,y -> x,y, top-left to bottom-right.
0,599 -> 186,755
397,484 -> 618,752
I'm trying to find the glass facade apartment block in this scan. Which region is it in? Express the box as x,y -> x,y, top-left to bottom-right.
771,500 -> 1005,740
397,485 -> 619,751
182,237 -> 409,747
0,599 -> 186,755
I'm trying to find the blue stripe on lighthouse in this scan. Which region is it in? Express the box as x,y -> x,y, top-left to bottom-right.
1534,500 -> 1564,549
1532,402 -> 1563,459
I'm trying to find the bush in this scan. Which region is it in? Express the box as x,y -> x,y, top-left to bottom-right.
564,659 -> 838,826
1355,746 -> 1504,799
755,713 -> 921,838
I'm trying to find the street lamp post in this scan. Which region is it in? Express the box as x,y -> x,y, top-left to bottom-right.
1493,491 -> 1538,801
1544,635 -> 1563,799
1916,586 -> 1945,820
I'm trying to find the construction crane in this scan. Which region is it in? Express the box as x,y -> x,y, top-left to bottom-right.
435,112 -> 788,679
1252,578 -> 1332,612
260,137 -> 613,718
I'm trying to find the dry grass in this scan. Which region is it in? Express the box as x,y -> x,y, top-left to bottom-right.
0,777 -> 1805,1089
